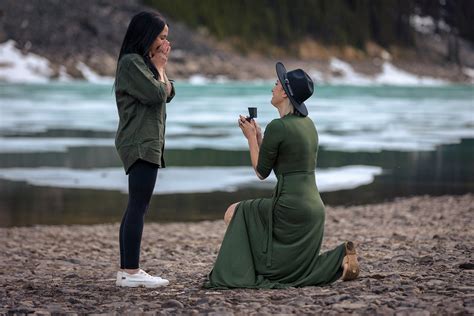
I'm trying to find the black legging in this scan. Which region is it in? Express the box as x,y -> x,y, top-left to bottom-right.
119,159 -> 158,269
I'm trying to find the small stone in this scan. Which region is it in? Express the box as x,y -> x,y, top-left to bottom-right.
325,294 -> 352,304
392,255 -> 414,263
418,256 -> 434,265
64,273 -> 79,279
426,279 -> 445,287
8,308 -> 35,314
332,302 -> 366,310
368,273 -> 386,279
196,298 -> 209,305
459,263 -> 474,270
162,299 -> 184,309
372,286 -> 389,294
22,282 -> 35,290
64,258 -> 81,264
68,297 -> 82,304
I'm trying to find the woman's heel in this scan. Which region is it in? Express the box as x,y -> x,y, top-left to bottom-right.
342,241 -> 360,281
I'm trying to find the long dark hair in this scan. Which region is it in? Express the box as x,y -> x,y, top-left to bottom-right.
116,11 -> 167,81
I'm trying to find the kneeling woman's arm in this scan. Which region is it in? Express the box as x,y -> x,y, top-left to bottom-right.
238,115 -> 263,179
248,131 -> 264,180
239,116 -> 282,180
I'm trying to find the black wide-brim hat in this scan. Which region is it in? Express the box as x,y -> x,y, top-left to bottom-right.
276,62 -> 314,117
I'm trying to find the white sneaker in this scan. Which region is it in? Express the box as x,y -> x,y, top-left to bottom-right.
116,269 -> 169,288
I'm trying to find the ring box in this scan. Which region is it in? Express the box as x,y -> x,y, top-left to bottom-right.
246,107 -> 257,121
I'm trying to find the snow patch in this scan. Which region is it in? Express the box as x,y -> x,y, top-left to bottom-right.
76,62 -> 113,84
188,74 -> 211,85
57,65 -> 73,82
0,40 -> 113,83
410,15 -> 450,34
326,58 -> 446,86
410,15 -> 436,34
376,62 -> 445,85
462,67 -> 474,83
0,40 -> 52,83
330,58 -> 372,85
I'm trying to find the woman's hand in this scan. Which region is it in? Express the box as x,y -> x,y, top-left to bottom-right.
150,40 -> 171,78
238,115 -> 257,140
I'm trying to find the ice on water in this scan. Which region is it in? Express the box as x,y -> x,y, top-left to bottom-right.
0,165 -> 382,195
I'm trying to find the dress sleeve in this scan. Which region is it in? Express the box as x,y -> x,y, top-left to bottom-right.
118,56 -> 167,106
256,119 -> 284,178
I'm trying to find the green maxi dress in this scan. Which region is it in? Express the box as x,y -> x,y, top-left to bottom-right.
205,114 -> 346,289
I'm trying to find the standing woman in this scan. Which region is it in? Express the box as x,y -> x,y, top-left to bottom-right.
114,11 -> 175,288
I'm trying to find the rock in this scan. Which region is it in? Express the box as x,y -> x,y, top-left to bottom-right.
426,279 -> 445,287
332,302 -> 367,310
22,282 -> 35,290
64,273 -> 79,279
325,294 -> 352,304
459,263 -> 474,270
162,299 -> 184,309
196,298 -> 209,305
418,256 -> 434,265
68,297 -> 83,304
63,258 -> 82,264
372,286 -> 389,294
393,255 -> 415,263
8,308 -> 35,314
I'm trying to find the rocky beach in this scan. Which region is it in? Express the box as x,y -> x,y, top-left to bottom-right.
1,194 -> 472,315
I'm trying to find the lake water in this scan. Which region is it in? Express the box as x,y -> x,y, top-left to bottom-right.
0,81 -> 473,227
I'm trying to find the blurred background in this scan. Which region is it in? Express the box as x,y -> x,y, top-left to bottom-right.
0,0 -> 472,227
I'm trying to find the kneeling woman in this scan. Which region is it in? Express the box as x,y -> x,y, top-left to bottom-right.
205,62 -> 359,289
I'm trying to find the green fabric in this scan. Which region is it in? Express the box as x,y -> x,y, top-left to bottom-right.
205,114 -> 346,289
114,53 -> 175,173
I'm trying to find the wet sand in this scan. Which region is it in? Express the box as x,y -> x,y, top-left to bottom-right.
1,194 -> 473,315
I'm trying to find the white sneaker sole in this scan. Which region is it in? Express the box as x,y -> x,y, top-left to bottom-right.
116,280 -> 170,288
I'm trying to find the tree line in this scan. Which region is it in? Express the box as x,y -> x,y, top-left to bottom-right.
144,0 -> 473,54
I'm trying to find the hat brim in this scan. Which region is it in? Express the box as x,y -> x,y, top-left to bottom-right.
275,62 -> 308,116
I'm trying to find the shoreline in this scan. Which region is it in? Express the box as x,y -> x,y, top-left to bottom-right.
1,42 -> 473,85
1,137 -> 473,228
1,194 -> 472,314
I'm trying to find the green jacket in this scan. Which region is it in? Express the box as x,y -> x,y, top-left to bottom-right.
114,53 -> 175,173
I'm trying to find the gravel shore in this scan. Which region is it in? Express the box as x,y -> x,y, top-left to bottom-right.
1,194 -> 473,315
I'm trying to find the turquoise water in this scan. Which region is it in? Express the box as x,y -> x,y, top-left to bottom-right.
0,82 -> 472,226
1,82 -> 472,152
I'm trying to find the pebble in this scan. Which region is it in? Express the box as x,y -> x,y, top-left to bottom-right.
459,263 -> 474,270
162,299 -> 184,309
